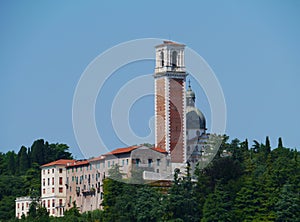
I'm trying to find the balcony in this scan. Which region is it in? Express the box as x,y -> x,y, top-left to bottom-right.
82,188 -> 96,196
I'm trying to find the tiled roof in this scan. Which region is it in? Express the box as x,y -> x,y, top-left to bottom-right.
151,147 -> 168,154
103,145 -> 141,156
89,156 -> 105,162
41,159 -> 75,168
66,160 -> 89,168
155,41 -> 185,48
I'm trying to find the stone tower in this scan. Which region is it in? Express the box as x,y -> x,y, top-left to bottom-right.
154,41 -> 187,163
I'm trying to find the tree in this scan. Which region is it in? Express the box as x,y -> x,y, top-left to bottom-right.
7,151 -> 16,175
30,139 -> 45,165
64,201 -> 81,222
278,137 -> 283,148
275,184 -> 300,221
265,136 -> 271,154
166,165 -> 200,222
201,183 -> 232,222
133,186 -> 165,222
18,146 -> 29,174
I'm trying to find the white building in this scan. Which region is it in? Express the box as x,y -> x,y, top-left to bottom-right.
15,196 -> 33,219
40,159 -> 75,217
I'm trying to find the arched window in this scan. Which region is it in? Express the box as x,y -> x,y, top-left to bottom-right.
160,51 -> 164,67
172,51 -> 177,68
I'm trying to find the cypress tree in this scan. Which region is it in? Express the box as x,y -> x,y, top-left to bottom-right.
278,137 -> 283,148
265,136 -> 271,153
18,146 -> 29,174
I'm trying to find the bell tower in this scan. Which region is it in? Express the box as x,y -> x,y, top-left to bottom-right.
154,41 -> 187,163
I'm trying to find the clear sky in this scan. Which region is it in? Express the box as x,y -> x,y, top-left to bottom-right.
1,0 -> 299,159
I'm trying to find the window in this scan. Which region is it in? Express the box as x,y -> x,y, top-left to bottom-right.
43,178 -> 45,186
86,165 -> 89,171
59,199 -> 63,207
52,169 -> 54,174
26,202 -> 28,207
136,159 -> 140,167
122,159 -> 124,166
72,176 -> 74,182
52,199 -> 55,207
160,51 -> 164,67
80,166 -> 82,171
52,209 -> 55,215
48,200 -> 50,208
43,201 -> 45,207
167,159 -> 170,167
148,159 -> 153,167
126,159 -> 129,165
43,170 -> 45,175
48,169 -> 50,174
172,51 -> 177,68
43,189 -> 45,194
66,177 -> 69,185
17,203 -> 19,209
52,187 -> 54,193
90,165 -> 92,170
59,168 -> 62,173
48,178 -> 50,186
59,187 -> 63,193
108,161 -> 110,168
69,196 -> 72,205
52,177 -> 54,185
59,177 -> 63,185
22,203 -> 24,210
157,159 -> 160,166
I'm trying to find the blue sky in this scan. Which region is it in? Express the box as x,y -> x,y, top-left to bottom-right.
0,0 -> 299,158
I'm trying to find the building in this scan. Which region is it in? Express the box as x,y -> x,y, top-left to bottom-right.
154,41 -> 187,165
40,159 -> 75,217
186,80 -> 208,166
65,145 -> 169,213
103,145 -> 169,178
154,41 -> 208,169
65,158 -> 104,213
16,40 -> 209,218
15,196 -> 34,219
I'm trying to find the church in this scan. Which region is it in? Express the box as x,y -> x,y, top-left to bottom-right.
15,41 -> 208,218
154,40 -> 208,170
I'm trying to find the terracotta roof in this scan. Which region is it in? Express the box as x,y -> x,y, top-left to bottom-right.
89,156 -> 105,162
155,41 -> 185,48
66,160 -> 89,168
103,145 -> 141,156
41,159 -> 75,168
151,147 -> 168,154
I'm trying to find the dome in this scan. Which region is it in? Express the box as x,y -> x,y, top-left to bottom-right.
186,85 -> 195,98
186,106 -> 206,130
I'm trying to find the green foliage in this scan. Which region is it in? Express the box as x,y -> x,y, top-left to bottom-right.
0,136 -> 299,221
0,139 -> 72,221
